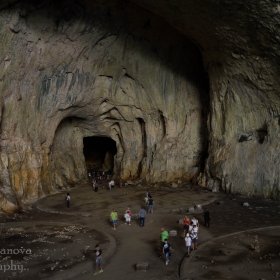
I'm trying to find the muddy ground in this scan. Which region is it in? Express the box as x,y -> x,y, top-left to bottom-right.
0,181 -> 280,280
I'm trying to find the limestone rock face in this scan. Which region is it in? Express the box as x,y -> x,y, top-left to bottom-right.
0,0 -> 280,212
0,0 -> 208,212
132,0 -> 280,200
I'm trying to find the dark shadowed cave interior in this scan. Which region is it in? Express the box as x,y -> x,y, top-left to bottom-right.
83,136 -> 117,173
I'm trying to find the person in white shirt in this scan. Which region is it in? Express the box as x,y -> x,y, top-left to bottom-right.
124,207 -> 132,225
192,216 -> 199,226
192,224 -> 198,235
191,216 -> 199,232
191,226 -> 198,251
110,180 -> 115,190
185,233 -> 192,257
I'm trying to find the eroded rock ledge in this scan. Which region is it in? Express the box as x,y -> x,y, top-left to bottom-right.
0,0 -> 280,212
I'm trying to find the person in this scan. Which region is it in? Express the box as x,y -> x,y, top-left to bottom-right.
92,179 -> 98,192
192,224 -> 198,236
191,216 -> 199,229
185,233 -> 192,257
119,180 -> 123,188
190,228 -> 198,251
162,239 -> 172,265
144,195 -> 149,211
65,193 -> 70,208
148,196 -> 154,214
108,181 -> 112,191
183,216 -> 190,237
138,206 -> 146,227
93,244 -> 103,275
110,179 -> 115,190
110,209 -> 118,230
146,189 -> 151,197
161,227 -> 169,247
204,208 -> 210,228
124,207 -> 132,225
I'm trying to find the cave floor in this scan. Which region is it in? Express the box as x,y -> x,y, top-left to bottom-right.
0,182 -> 280,280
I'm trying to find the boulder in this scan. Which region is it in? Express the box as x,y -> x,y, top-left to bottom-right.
169,230 -> 177,237
136,261 -> 148,271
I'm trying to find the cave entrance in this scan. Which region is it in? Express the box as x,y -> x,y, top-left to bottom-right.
83,136 -> 117,175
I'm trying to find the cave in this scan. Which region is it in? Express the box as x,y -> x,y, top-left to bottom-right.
1,0 -> 280,214
1,1 -> 280,279
83,137 -> 117,174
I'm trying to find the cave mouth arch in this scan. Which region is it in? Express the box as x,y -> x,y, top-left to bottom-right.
83,136 -> 117,175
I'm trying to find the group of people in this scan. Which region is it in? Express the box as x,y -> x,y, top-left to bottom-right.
92,178 -> 115,192
124,205 -> 147,227
183,215 -> 200,257
90,171 -> 107,192
161,209 -> 210,266
94,213 -> 211,274
109,205 -> 148,230
182,209 -> 210,257
89,171 -> 114,192
88,170 -> 110,180
84,184 -> 211,273
160,212 -> 206,266
93,190 -> 150,275
92,177 -> 125,192
108,189 -> 155,230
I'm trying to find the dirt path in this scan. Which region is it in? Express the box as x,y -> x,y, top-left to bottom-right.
1,182 -> 280,280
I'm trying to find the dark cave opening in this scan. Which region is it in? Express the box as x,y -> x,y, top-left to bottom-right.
83,136 -> 117,174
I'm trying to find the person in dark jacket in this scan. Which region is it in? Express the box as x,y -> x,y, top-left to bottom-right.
204,208 -> 210,228
65,193 -> 70,208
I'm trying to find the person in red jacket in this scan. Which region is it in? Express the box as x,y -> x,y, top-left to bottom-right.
183,216 -> 190,237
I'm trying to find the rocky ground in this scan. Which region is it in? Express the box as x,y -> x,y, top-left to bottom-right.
0,181 -> 280,280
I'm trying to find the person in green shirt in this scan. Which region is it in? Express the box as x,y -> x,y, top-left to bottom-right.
161,227 -> 169,246
110,209 -> 118,230
158,227 -> 169,257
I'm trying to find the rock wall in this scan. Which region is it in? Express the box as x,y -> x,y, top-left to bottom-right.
132,0 -> 280,200
1,0 -> 280,213
0,0 -> 208,212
